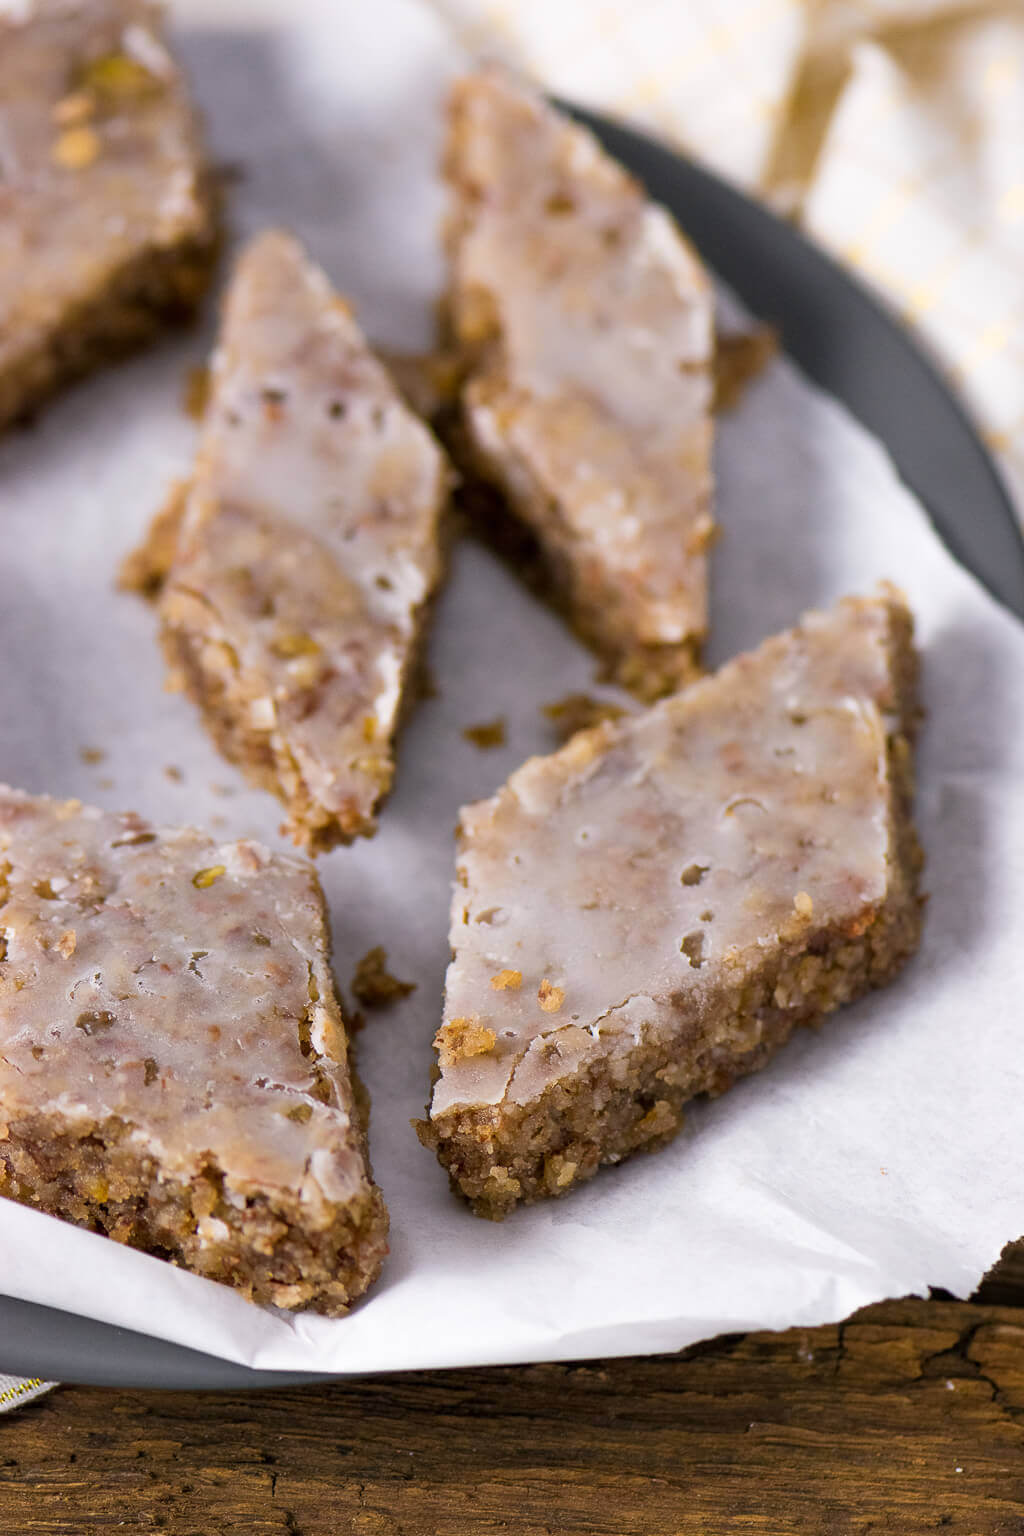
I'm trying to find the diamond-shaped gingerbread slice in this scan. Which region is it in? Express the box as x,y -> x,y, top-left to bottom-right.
419,591 -> 923,1217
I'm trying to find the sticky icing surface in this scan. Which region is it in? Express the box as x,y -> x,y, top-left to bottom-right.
431,595 -> 907,1118
446,70 -> 714,652
0,0 -> 211,373
159,230 -> 449,842
0,788 -> 374,1216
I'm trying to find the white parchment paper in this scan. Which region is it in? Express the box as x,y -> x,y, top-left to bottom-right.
1,0 -> 1023,1375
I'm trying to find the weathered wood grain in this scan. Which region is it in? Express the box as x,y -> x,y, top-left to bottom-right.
4,1291 -> 1024,1535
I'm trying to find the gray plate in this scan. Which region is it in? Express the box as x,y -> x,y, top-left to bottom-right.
3,109 -> 1023,1392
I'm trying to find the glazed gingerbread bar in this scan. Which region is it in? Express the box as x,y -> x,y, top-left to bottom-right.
0,788 -> 388,1313
0,0 -> 218,431
419,591 -> 924,1217
441,70 -> 715,701
123,230 -> 451,853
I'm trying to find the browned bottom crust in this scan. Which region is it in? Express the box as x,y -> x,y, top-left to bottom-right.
0,190 -> 220,435
0,1114 -> 388,1313
435,399 -> 703,704
418,605 -> 923,1218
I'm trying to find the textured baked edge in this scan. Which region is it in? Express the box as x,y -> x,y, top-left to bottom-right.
417,596 -> 924,1218
0,879 -> 389,1315
437,392 -> 704,702
120,480 -> 451,855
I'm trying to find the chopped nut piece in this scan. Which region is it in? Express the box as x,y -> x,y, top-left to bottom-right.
52,125 -> 102,169
433,1016 -> 497,1068
537,979 -> 565,1013
351,945 -> 416,1008
490,968 -> 522,991
794,890 -> 814,918
248,696 -> 276,731
75,1009 -> 115,1035
463,718 -> 506,750
271,631 -> 320,660
56,929 -> 77,959
78,50 -> 162,102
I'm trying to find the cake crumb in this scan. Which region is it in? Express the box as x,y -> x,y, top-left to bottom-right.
352,946 -> 416,1007
713,326 -> 777,412
463,717 -> 506,750
417,663 -> 440,701
182,363 -> 210,419
164,764 -> 184,782
434,1016 -> 497,1067
79,746 -> 106,765
542,693 -> 627,742
538,979 -> 565,1013
490,968 -> 522,991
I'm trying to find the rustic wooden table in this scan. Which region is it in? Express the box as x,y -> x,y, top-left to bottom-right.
3,1248 -> 1024,1534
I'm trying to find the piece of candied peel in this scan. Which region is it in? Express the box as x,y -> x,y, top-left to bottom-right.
433,1016 -> 497,1068
351,946 -> 416,1008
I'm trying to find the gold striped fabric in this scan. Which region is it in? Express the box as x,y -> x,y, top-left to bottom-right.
0,1374 -> 55,1413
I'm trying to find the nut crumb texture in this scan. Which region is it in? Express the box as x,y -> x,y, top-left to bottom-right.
418,591 -> 924,1217
352,946 -> 416,1008
0,0 -> 219,431
0,787 -> 388,1314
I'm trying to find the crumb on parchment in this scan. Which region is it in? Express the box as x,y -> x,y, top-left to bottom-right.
713,326 -> 777,412
79,746 -> 106,765
182,363 -> 210,419
541,693 -> 628,742
463,718 -> 506,750
352,946 -> 416,1007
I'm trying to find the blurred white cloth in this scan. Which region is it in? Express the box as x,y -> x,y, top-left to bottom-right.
427,0 -> 1024,520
